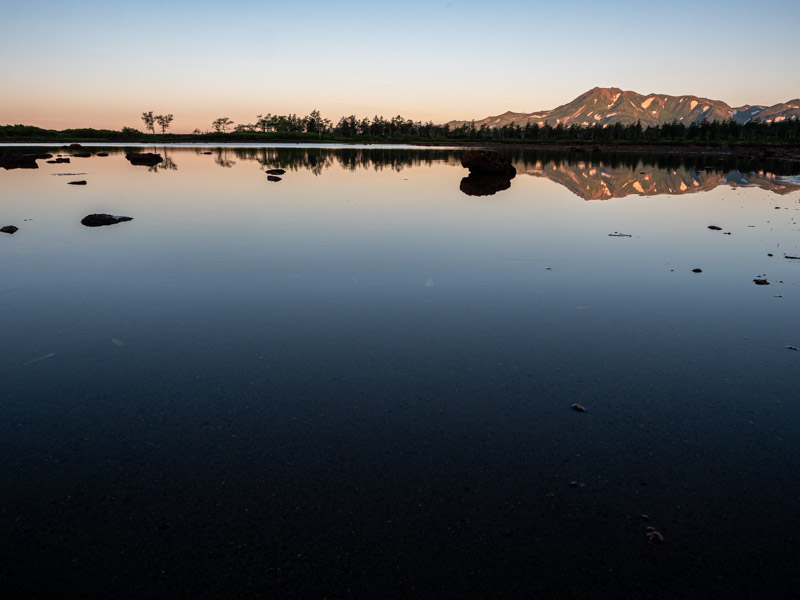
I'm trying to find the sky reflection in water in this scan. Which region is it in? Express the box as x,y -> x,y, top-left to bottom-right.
1,146 -> 799,597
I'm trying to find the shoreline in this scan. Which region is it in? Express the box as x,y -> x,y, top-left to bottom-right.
2,140 -> 799,162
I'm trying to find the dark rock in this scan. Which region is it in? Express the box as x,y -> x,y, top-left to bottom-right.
753,279 -> 770,285
68,180 -> 87,185
266,168 -> 286,175
460,150 -> 516,177
96,152 -> 109,157
0,153 -> 40,170
647,531 -> 664,546
66,143 -> 82,149
201,151 -> 213,155
267,175 -> 282,182
707,225 -> 722,230
125,152 -> 163,166
785,255 -> 800,260
768,253 -> 774,257
692,268 -> 702,273
459,173 -> 512,196
81,214 -> 133,227
787,346 -> 799,351
72,152 -> 91,158
571,403 -> 586,413
1,225 -> 19,234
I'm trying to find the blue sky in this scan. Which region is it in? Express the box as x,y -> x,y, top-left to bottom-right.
1,0 -> 798,131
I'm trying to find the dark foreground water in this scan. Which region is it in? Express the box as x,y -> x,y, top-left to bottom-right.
2,145 -> 799,598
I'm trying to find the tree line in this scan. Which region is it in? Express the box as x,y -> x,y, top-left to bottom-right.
2,111 -> 799,145
189,110 -> 800,144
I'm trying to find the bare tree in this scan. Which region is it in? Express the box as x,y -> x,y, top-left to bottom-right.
141,111 -> 155,135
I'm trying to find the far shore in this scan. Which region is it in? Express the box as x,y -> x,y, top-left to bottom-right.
2,139 -> 799,162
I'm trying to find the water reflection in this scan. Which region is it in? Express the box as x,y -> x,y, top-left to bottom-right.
2,143 -> 800,597
4,145 -> 800,201
519,160 -> 800,199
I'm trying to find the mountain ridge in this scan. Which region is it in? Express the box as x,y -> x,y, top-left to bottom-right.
448,87 -> 800,129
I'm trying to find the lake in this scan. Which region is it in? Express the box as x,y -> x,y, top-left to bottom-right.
2,144 -> 799,598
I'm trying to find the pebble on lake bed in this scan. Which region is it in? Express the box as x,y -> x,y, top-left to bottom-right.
647,531 -> 664,546
571,404 -> 586,413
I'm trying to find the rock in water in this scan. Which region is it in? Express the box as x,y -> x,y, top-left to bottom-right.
707,225 -> 722,231
571,403 -> 586,413
266,168 -> 286,175
460,150 -> 516,177
0,153 -> 49,170
459,173 -> 513,196
125,152 -> 163,166
267,175 -> 282,182
753,279 -> 770,285
647,531 -> 664,546
81,214 -> 133,227
68,180 -> 87,185
1,225 -> 19,234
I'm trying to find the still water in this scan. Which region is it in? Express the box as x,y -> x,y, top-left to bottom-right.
2,145 -> 799,597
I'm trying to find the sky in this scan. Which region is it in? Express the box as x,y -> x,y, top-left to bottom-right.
1,0 -> 799,133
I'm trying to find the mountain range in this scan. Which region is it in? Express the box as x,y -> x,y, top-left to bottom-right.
448,87 -> 800,129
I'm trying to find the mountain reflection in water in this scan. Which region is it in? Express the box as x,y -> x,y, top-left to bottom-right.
521,160 -> 800,200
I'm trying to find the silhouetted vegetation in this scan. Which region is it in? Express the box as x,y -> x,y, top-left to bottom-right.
2,112 -> 799,146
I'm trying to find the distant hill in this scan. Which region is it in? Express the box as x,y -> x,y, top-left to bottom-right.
447,87 -> 800,129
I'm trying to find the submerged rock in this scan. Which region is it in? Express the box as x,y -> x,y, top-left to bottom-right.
266,168 -> 286,175
460,150 -> 516,177
1,225 -> 19,234
81,214 -> 133,227
125,152 -> 163,166
647,531 -> 664,546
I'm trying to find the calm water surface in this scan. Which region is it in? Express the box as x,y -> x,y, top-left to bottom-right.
2,145 -> 799,598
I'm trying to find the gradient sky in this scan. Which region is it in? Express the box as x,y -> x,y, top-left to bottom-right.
2,0 -> 798,132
